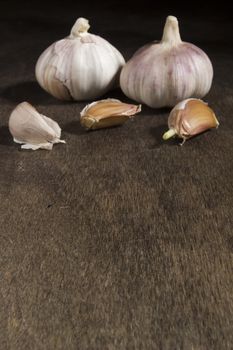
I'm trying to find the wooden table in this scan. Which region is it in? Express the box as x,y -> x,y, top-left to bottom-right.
0,2 -> 232,349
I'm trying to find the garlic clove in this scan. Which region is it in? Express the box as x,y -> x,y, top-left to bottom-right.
9,102 -> 66,150
163,98 -> 219,144
80,98 -> 141,130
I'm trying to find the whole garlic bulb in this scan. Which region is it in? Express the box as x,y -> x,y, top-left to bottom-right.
35,17 -> 125,101
120,16 -> 213,108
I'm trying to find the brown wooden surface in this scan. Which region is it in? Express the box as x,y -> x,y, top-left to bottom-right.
0,3 -> 233,349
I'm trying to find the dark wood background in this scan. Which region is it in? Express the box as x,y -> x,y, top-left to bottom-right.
0,1 -> 233,349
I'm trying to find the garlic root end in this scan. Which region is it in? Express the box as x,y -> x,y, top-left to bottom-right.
21,142 -> 53,150
163,128 -> 176,140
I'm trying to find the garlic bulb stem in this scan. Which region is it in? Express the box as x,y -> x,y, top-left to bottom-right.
161,16 -> 182,46
163,128 -> 176,140
70,17 -> 90,38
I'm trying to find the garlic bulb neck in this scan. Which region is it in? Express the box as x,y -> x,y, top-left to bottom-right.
161,16 -> 182,46
70,17 -> 90,38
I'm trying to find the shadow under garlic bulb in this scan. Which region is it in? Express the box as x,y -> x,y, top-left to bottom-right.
120,16 -> 213,108
35,18 -> 125,101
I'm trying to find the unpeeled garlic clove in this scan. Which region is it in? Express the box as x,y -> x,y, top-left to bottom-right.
9,102 -> 66,150
163,98 -> 219,144
80,99 -> 141,130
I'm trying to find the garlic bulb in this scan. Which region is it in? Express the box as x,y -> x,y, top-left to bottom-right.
80,98 -> 141,129
163,98 -> 219,144
35,17 -> 125,101
120,16 -> 213,108
9,102 -> 65,150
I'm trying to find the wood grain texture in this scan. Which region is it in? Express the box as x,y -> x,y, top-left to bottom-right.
0,3 -> 233,349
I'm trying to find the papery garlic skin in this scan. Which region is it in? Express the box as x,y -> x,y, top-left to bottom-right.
120,16 -> 213,108
163,98 -> 219,144
9,102 -> 65,150
80,98 -> 141,130
36,18 -> 125,101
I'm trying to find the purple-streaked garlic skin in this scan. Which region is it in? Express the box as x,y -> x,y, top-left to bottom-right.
120,16 -> 213,108
163,98 -> 219,143
35,18 -> 125,101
